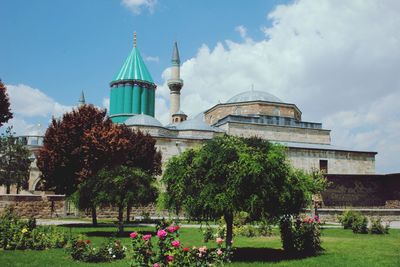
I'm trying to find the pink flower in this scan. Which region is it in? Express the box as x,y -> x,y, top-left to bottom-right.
130,232 -> 138,239
157,229 -> 167,239
174,225 -> 180,231
198,246 -> 207,253
216,237 -> 224,244
153,264 -> 160,267
143,234 -> 152,241
167,226 -> 176,233
171,240 -> 180,248
167,255 -> 174,262
217,249 -> 223,256
182,247 -> 190,252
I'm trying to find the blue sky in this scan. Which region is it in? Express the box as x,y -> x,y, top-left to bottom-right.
1,0 -> 286,106
1,0 -> 400,173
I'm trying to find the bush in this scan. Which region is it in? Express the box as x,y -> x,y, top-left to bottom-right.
0,208 -> 68,250
280,216 -> 322,255
258,220 -> 273,237
369,217 -> 389,234
338,210 -> 363,229
69,237 -> 126,262
131,224 -> 231,266
234,224 -> 258,237
351,215 -> 368,234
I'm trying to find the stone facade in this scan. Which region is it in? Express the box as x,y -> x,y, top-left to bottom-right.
288,148 -> 376,174
220,121 -> 331,144
204,101 -> 301,125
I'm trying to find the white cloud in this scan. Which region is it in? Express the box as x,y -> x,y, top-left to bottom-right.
102,97 -> 110,110
6,84 -> 72,118
121,0 -> 156,14
155,0 -> 400,173
235,25 -> 247,39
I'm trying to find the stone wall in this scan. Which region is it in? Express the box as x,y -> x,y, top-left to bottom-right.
225,121 -> 331,145
0,194 -> 66,218
288,148 -> 376,174
321,174 -> 400,207
204,102 -> 301,125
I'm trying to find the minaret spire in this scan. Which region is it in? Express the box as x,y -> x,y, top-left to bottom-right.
168,41 -> 184,123
78,91 -> 86,106
134,32 -> 137,47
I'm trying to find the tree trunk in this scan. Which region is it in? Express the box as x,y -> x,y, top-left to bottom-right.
118,205 -> 124,235
126,204 -> 131,223
224,213 -> 234,248
91,204 -> 98,226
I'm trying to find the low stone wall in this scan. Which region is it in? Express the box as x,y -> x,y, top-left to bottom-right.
80,204 -> 170,220
0,194 -> 66,218
316,208 -> 400,223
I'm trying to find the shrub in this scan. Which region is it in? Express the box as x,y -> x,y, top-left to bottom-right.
131,224 -> 231,266
258,220 -> 273,237
234,224 -> 258,237
0,208 -> 68,250
369,217 -> 389,234
351,215 -> 368,234
69,237 -> 126,262
338,210 -> 362,229
280,216 -> 322,255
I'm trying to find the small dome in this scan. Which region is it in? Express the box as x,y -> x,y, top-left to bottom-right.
227,90 -> 282,103
26,123 -> 46,136
173,110 -> 186,116
176,116 -> 223,132
125,114 -> 163,127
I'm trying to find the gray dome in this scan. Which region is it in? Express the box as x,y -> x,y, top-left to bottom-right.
26,123 -> 46,136
227,90 -> 282,103
125,114 -> 163,127
176,117 -> 223,132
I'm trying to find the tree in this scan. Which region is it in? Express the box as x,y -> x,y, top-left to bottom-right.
0,80 -> 13,127
161,135 -> 326,247
96,165 -> 158,234
37,105 -> 112,225
37,105 -> 162,226
0,127 -> 31,194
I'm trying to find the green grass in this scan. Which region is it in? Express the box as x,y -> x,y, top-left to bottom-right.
0,225 -> 399,266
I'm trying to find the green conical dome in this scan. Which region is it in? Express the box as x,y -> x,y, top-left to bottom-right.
113,47 -> 154,83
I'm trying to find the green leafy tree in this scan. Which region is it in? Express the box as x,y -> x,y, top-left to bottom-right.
161,135 -> 326,247
96,165 -> 158,234
0,127 -> 31,194
0,80 -> 13,128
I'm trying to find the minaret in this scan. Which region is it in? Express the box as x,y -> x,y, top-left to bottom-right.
78,91 -> 86,106
168,42 -> 184,123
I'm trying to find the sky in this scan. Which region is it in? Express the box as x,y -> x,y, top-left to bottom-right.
1,0 -> 399,173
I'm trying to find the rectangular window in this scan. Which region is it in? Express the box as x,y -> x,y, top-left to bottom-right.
319,160 -> 328,173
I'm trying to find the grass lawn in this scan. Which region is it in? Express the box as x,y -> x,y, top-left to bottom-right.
0,224 -> 399,267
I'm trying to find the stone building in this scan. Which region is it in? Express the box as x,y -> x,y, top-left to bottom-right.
111,39 -> 376,175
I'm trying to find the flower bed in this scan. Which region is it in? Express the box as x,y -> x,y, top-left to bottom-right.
131,224 -> 231,266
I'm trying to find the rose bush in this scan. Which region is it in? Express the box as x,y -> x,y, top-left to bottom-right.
69,236 -> 126,262
131,224 -> 232,266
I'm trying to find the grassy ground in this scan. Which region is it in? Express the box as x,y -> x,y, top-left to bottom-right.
0,224 -> 399,267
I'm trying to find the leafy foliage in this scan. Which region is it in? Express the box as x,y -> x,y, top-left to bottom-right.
351,215 -> 368,234
0,208 -> 68,250
69,237 -> 126,262
338,210 -> 363,229
95,165 -> 158,233
369,217 -> 390,234
0,80 -> 12,127
161,135 -> 328,247
280,216 -> 322,255
0,127 -> 31,193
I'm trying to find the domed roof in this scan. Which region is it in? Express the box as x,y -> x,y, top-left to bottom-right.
175,115 -> 223,132
25,123 -> 46,136
125,114 -> 163,127
227,90 -> 282,103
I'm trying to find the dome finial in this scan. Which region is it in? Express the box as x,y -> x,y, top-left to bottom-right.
134,31 -> 137,47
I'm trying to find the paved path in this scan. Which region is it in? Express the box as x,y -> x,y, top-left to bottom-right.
36,219 -> 400,229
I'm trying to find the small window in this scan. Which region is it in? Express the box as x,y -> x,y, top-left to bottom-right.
319,160 -> 328,173
274,107 -> 281,116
